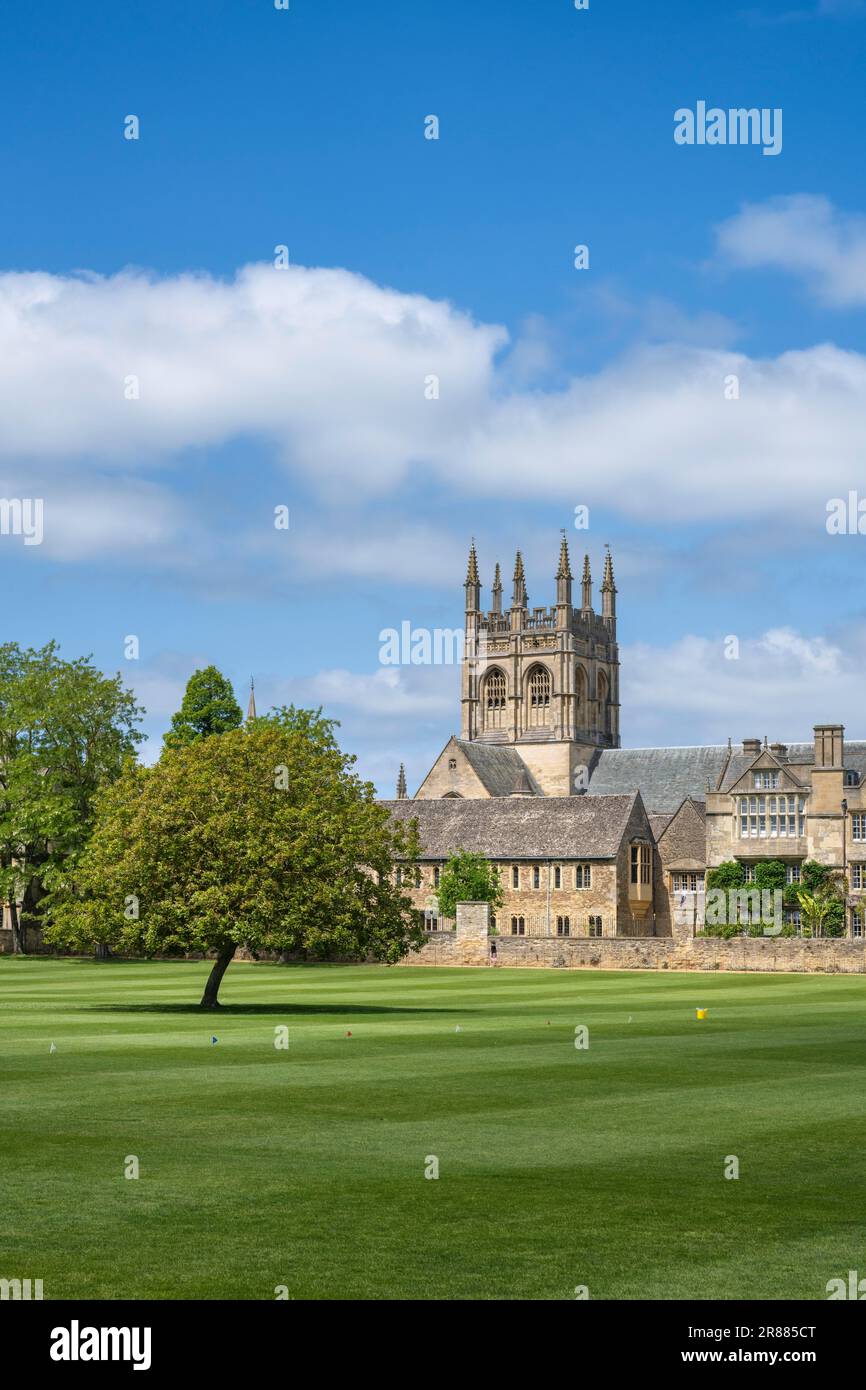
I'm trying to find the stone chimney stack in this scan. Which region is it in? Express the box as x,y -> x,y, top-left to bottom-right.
814,724 -> 844,769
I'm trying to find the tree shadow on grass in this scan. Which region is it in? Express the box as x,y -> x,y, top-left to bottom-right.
85,1002 -> 470,1016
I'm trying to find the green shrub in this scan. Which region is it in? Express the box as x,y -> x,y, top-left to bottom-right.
436,851 -> 504,920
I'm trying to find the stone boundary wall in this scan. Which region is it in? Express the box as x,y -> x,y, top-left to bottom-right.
4,922 -> 864,975
401,907 -> 866,973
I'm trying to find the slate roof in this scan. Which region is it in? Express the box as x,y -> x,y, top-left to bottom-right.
383,793 -> 640,860
839,742 -> 866,780
587,746 -> 730,811
455,740 -> 543,797
717,742 -> 866,791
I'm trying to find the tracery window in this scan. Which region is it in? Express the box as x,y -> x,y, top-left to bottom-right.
483,668 -> 507,730
526,665 -> 551,728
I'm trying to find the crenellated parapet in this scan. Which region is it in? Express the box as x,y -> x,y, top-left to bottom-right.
459,535 -> 622,778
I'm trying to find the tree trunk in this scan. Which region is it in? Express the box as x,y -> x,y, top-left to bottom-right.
95,942 -> 111,960
8,900 -> 25,955
200,945 -> 236,1008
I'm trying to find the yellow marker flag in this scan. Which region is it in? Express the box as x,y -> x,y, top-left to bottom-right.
696,1008 -> 708,1020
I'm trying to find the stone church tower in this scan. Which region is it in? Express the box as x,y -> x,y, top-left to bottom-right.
458,535 -> 620,796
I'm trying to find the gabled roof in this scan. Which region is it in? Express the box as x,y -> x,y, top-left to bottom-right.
654,796 -> 706,839
717,741 -> 866,791
648,812 -> 673,840
455,740 -> 543,797
383,793 -> 642,860
587,746 -> 730,811
719,752 -> 805,793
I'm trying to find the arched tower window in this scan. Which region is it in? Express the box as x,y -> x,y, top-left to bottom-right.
526,665 -> 551,728
575,665 -> 588,728
483,667 -> 507,730
597,670 -> 609,736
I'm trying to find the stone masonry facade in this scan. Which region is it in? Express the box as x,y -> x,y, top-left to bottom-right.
385,537 -> 866,955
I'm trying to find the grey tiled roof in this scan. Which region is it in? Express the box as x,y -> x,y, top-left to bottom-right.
846,744 -> 866,783
717,741 -> 866,791
456,740 -> 543,797
383,793 -> 640,860
587,746 -> 730,811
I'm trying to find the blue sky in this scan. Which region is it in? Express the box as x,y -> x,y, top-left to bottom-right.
2,0 -> 866,792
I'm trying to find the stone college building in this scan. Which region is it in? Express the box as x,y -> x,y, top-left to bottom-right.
384,537 -> 866,951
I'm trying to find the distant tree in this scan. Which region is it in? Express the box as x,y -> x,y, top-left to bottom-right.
46,712 -> 423,1006
436,850 -> 503,921
164,666 -> 242,749
0,642 -> 143,952
701,862 -> 747,938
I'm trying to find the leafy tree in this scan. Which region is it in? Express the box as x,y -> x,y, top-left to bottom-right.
701,862 -> 754,938
164,666 -> 243,749
46,712 -> 423,1006
796,865 -> 848,938
0,642 -> 143,952
436,850 -> 503,921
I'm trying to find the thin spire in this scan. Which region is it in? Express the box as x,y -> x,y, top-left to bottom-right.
396,763 -> 408,799
601,544 -> 615,591
601,545 -> 616,622
556,531 -> 573,579
466,539 -> 479,585
512,549 -> 527,607
581,553 -> 592,609
246,677 -> 257,722
491,562 -> 503,615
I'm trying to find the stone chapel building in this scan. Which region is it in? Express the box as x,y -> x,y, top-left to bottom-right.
384,538 -> 866,941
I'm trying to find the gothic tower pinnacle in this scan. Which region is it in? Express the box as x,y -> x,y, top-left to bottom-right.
458,535 -> 621,778
556,532 -> 573,609
581,553 -> 593,611
464,539 -> 480,612
512,550 -> 527,607
491,562 -> 503,615
601,545 -> 617,624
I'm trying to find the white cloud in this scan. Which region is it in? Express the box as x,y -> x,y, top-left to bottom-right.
587,281 -> 740,347
445,339 -> 866,522
270,664 -> 457,721
27,479 -> 186,562
716,194 -> 866,306
0,264 -> 503,489
3,258 -> 866,539
272,520 -> 468,588
623,625 -> 864,746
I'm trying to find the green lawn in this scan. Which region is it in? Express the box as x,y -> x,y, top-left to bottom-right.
1,957 -> 865,1300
